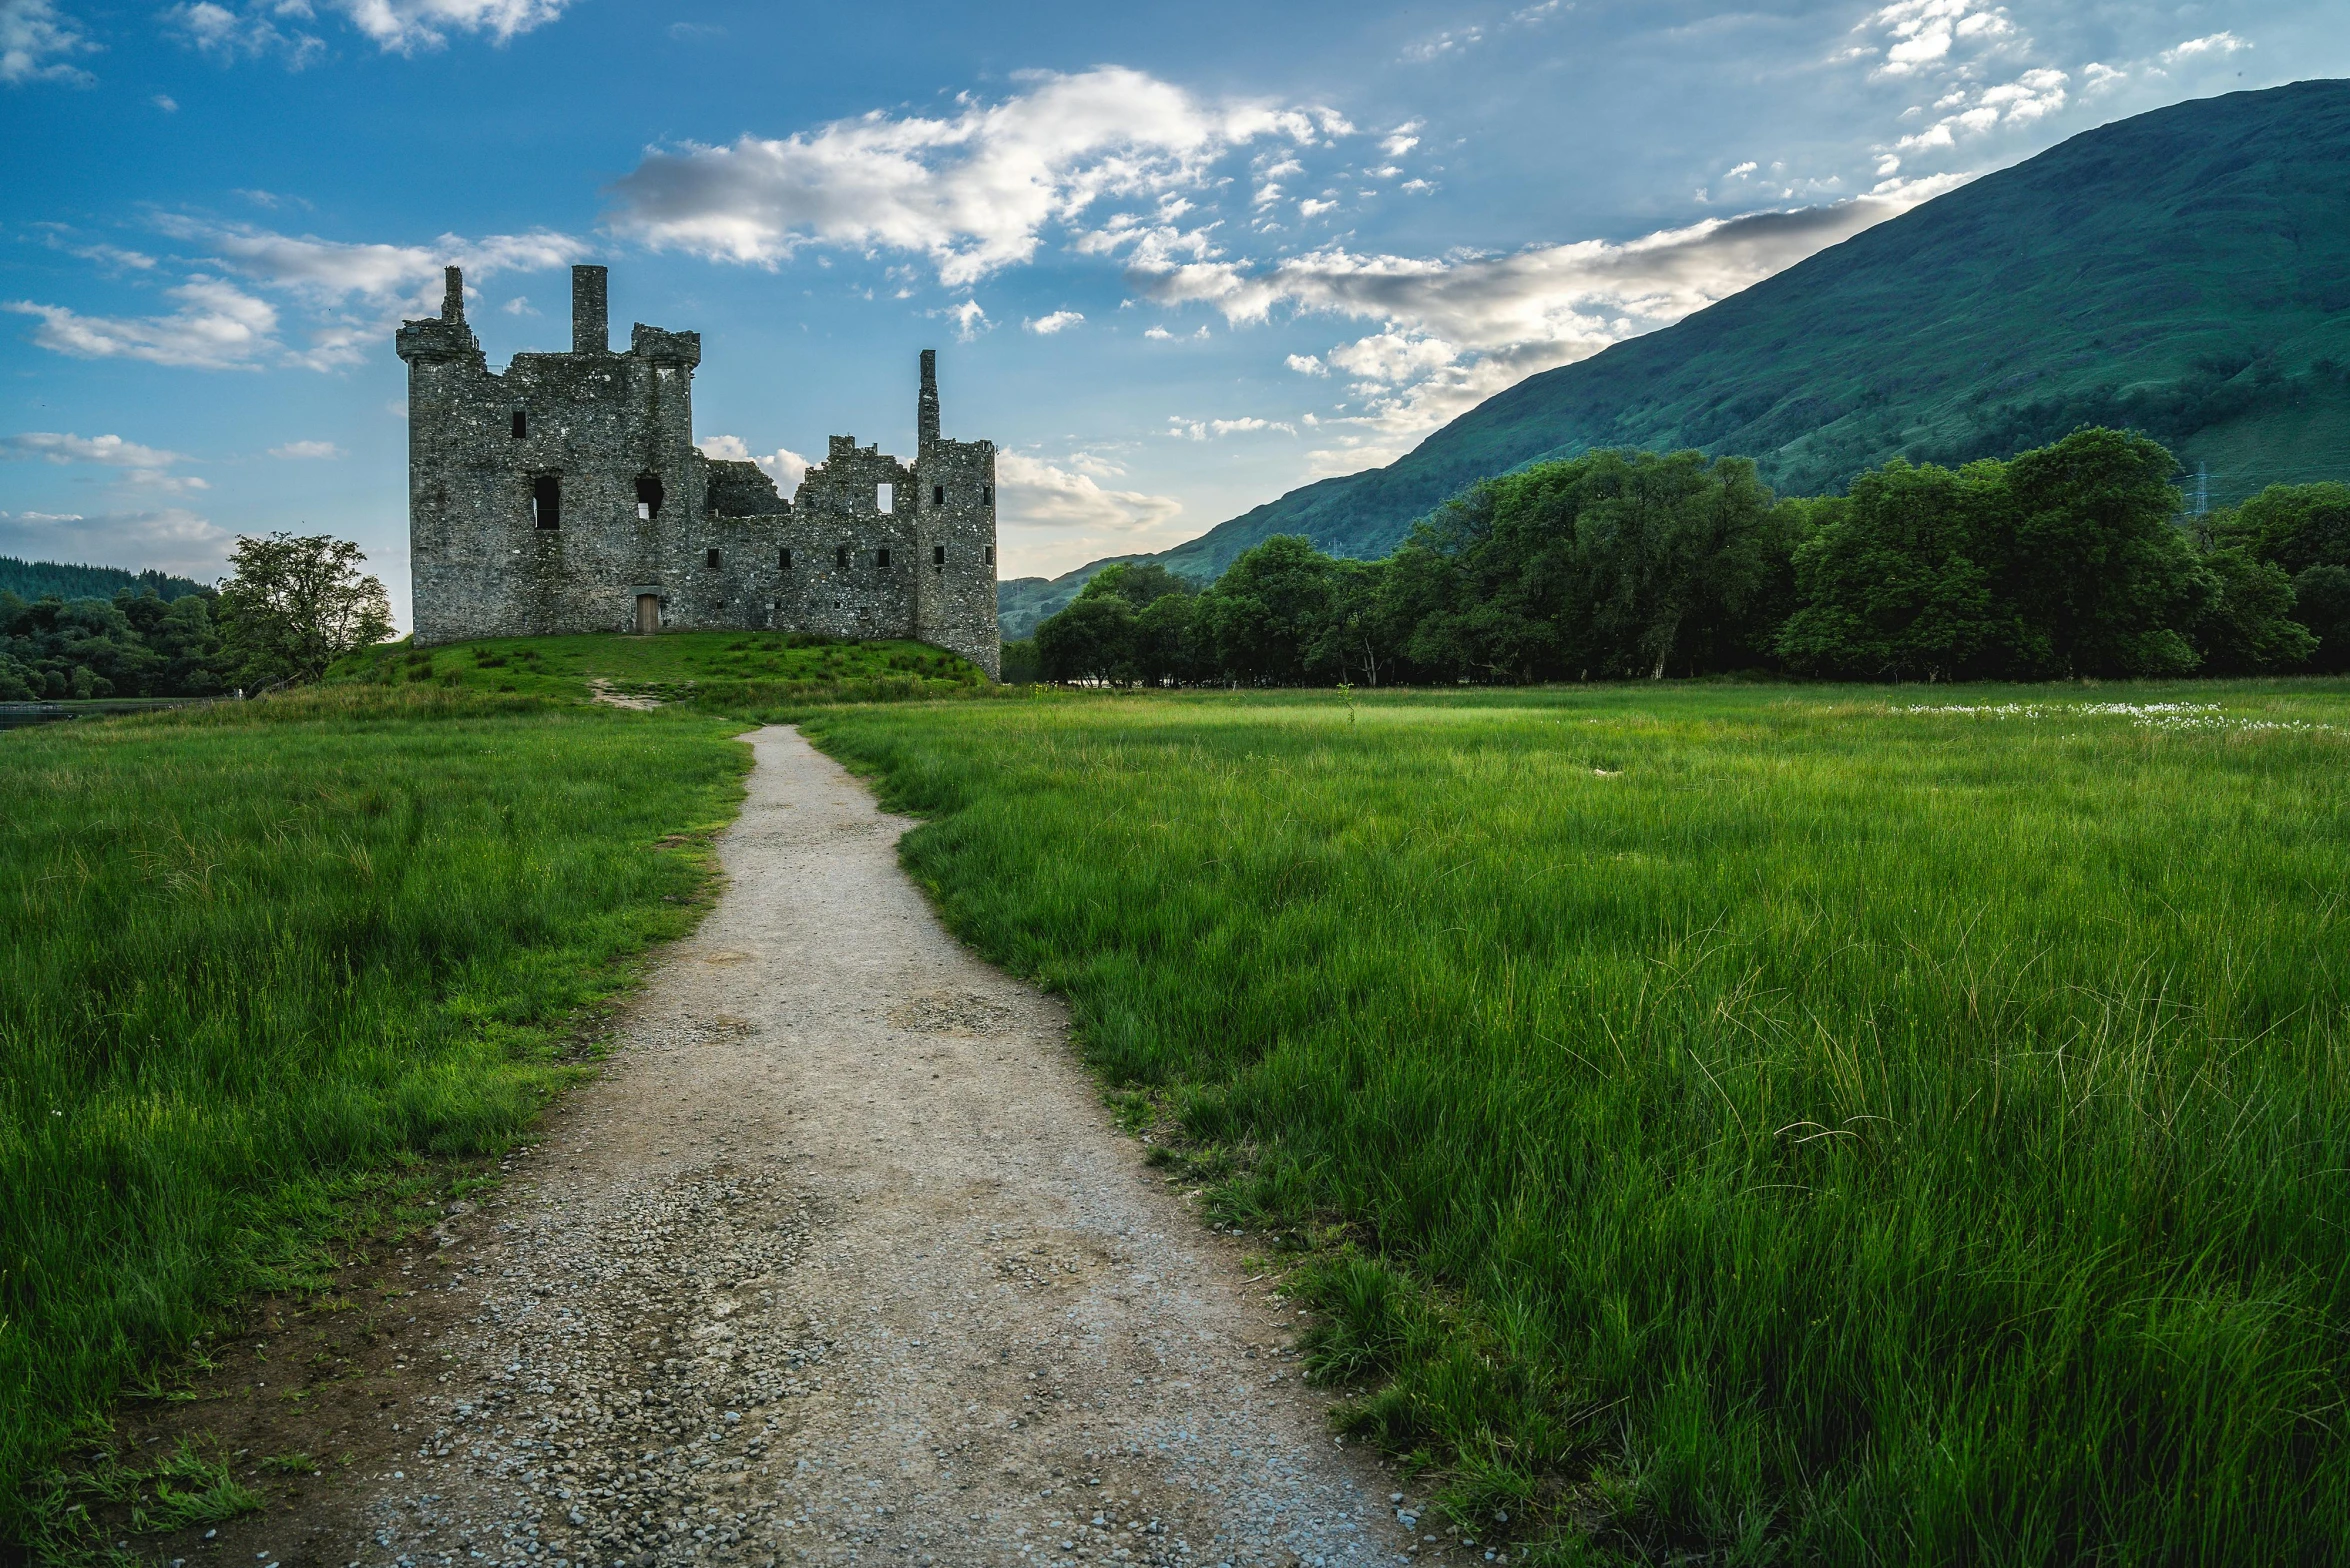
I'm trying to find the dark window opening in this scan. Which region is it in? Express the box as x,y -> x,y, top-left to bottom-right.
983,545 -> 995,565
932,484 -> 945,505
982,485 -> 993,506
511,411 -> 527,439
706,548 -> 723,569
779,548 -> 793,571
531,473 -> 561,530
635,471 -> 665,520
835,546 -> 850,570
933,544 -> 947,566
705,482 -> 721,516
877,548 -> 892,569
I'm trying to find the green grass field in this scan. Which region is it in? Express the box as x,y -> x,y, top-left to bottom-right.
0,684 -> 751,1554
802,680 -> 2350,1563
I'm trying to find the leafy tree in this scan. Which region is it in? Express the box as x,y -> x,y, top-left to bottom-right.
1035,593 -> 1136,683
216,532 -> 393,686
2213,483 -> 2350,669
1993,427 -> 2205,677
2192,547 -> 2316,673
1777,459 -> 2004,680
1195,535 -> 1334,684
1079,561 -> 1195,610
997,636 -> 1041,684
1131,591 -> 1204,685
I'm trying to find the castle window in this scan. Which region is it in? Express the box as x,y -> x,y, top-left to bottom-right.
982,486 -> 993,506
876,482 -> 894,514
984,545 -> 995,565
836,545 -> 850,570
635,471 -> 665,520
877,548 -> 892,569
779,548 -> 793,571
933,484 -> 945,505
933,544 -> 947,566
706,548 -> 723,569
511,411 -> 527,439
531,473 -> 561,529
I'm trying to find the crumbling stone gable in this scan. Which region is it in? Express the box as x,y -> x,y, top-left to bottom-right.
397,265 -> 1000,676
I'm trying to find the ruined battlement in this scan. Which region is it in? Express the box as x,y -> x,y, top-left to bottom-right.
397,264 -> 999,675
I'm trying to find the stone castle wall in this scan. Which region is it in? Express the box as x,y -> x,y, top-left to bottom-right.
398,266 -> 1000,676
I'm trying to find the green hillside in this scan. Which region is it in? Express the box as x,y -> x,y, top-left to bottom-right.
0,555 -> 213,604
1086,78 -> 2350,587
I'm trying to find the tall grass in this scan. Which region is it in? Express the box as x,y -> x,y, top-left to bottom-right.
805,681 -> 2350,1563
0,687 -> 750,1542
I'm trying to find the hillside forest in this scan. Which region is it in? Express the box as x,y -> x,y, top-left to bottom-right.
1022,429 -> 2350,686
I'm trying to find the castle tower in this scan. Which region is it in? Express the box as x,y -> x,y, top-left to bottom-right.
910,349 -> 1001,677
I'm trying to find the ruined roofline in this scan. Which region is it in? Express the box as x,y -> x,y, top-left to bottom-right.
397,263 -> 699,372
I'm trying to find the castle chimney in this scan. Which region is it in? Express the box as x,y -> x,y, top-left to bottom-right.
442,265 -> 465,325
572,264 -> 608,355
918,348 -> 940,448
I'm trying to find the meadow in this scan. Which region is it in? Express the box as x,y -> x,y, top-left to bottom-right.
802,680 -> 2350,1563
0,686 -> 751,1552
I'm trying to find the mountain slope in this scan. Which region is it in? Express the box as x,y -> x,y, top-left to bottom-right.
1092,79 -> 2350,590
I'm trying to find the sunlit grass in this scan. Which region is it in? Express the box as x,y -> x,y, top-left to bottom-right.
0,686 -> 750,1548
804,678 -> 2350,1564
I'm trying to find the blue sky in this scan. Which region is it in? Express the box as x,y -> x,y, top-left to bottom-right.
2,0 -> 2340,619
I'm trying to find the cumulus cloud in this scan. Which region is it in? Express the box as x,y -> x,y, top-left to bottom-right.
2,430 -> 207,492
2162,33 -> 2247,66
13,218 -> 586,373
269,439 -> 343,459
0,506 -> 230,577
1,0 -> 96,85
1166,416 -> 1296,440
994,450 -> 1187,573
1895,65 -> 2068,150
697,435 -> 809,494
167,0 -> 571,62
1403,25 -> 1483,63
606,67 -> 1345,287
1138,192 -> 1946,468
1025,309 -> 1084,334
6,278 -> 280,369
1863,0 -> 2013,77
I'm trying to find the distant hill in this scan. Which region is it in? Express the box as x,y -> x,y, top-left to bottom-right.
1000,77 -> 2350,616
0,555 -> 214,604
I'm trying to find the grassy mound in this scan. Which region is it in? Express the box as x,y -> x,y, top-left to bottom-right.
803,679 -> 2350,1563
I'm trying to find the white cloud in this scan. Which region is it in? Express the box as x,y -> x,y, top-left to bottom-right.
13,219 -> 586,374
2162,33 -> 2248,66
502,295 -> 537,315
995,449 -> 1186,574
1166,416 -> 1295,440
697,435 -> 809,494
946,298 -> 989,340
606,67 -> 1341,287
1726,161 -> 1758,178
1,0 -> 96,85
1298,197 -> 1337,218
6,277 -> 280,369
152,92 -> 177,110
1403,25 -> 1483,63
1142,325 -> 1174,340
1285,352 -> 1326,376
168,0 -> 571,60
2,429 -> 208,492
1138,192 -> 1947,469
0,506 -> 230,577
1025,309 -> 1084,334
1381,121 -> 1423,158
1895,65 -> 2066,150
269,439 -> 344,459
1863,0 -> 2014,78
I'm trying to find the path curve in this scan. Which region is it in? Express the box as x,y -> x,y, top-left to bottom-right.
352,726 -> 1425,1568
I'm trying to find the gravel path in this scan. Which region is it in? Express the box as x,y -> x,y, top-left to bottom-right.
349,725 -> 1437,1568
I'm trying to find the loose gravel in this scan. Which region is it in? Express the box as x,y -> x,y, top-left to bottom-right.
343,726 -> 1450,1568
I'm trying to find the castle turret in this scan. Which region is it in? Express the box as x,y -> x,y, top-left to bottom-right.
918,347 -> 941,449
572,264 -> 608,355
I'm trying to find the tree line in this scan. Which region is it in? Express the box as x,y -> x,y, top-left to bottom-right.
0,533 -> 393,702
1021,428 -> 2350,686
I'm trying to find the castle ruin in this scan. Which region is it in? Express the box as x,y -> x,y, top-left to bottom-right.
397,264 -> 1000,676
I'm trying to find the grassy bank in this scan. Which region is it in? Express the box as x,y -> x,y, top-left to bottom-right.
803,681 -> 2350,1563
333,629 -> 987,713
0,686 -> 751,1549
